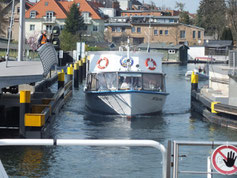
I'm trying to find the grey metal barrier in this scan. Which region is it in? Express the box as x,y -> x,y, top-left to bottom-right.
0,139 -> 167,178
37,43 -> 58,77
172,141 -> 237,178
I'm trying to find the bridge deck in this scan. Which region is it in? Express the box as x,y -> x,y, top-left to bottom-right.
0,61 -> 44,89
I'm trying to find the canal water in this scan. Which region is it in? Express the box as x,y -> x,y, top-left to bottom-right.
1,64 -> 237,178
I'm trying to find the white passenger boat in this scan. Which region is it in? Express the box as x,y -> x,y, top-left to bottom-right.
84,51 -> 169,116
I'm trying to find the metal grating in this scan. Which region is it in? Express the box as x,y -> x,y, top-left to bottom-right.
37,43 -> 58,77
229,50 -> 237,68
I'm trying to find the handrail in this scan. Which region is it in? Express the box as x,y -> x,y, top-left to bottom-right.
173,140 -> 237,178
0,139 -> 167,178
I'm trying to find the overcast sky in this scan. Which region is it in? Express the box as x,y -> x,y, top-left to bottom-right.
147,0 -> 201,13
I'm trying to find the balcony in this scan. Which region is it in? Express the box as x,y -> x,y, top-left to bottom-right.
42,16 -> 56,24
84,17 -> 92,24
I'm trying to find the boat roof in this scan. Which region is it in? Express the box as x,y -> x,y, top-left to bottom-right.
88,51 -> 163,73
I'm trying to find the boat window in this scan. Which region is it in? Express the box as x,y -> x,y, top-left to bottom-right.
87,74 -> 97,90
119,73 -> 142,90
97,73 -> 117,91
143,74 -> 163,91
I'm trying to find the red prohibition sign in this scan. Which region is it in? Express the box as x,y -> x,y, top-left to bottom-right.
211,145 -> 237,175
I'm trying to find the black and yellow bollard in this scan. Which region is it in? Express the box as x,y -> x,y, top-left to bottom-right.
67,64 -> 74,82
74,62 -> 79,89
79,60 -> 83,84
20,90 -> 31,137
58,70 -> 65,89
82,58 -> 86,80
191,71 -> 198,91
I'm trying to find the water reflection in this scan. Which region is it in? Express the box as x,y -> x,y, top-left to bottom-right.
0,146 -> 54,177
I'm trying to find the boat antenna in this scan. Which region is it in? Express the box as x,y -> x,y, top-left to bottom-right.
126,36 -> 131,71
147,16 -> 151,52
127,36 -> 130,60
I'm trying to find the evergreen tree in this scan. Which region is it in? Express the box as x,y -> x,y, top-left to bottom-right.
196,0 -> 226,39
180,12 -> 190,25
220,27 -> 233,41
64,3 -> 84,35
226,0 -> 237,44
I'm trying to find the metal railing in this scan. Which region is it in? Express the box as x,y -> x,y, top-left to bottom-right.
172,141 -> 237,178
0,139 -> 167,178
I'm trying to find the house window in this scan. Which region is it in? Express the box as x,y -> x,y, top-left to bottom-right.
165,30 -> 168,35
77,3 -> 80,7
30,11 -> 36,18
82,12 -> 90,23
193,31 -> 196,38
180,30 -> 186,39
46,25 -> 52,32
46,11 -> 54,21
112,27 -> 116,32
154,29 -> 158,35
45,2 -> 48,6
159,30 -> 163,35
137,27 -> 141,33
30,24 -> 35,31
131,27 -> 135,33
198,31 -> 201,38
60,25 -> 64,30
17,7 -> 20,14
93,25 -> 98,31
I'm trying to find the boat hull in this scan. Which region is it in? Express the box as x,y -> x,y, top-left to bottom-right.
85,91 -> 168,116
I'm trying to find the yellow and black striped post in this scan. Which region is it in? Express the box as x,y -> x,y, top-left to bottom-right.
20,90 -> 31,137
82,58 -> 86,80
191,71 -> 198,91
79,60 -> 83,84
74,62 -> 79,89
58,70 -> 65,89
67,64 -> 74,82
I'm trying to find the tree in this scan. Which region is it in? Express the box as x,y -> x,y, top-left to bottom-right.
64,3 -> 84,35
59,30 -> 79,51
0,3 -> 4,35
175,2 -> 185,11
60,3 -> 85,51
196,0 -> 226,39
220,27 -> 233,41
226,0 -> 237,44
175,2 -> 191,25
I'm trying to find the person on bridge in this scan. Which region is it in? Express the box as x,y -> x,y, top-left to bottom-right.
38,30 -> 48,47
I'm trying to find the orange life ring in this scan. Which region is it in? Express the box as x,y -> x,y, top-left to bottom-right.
97,57 -> 109,69
145,58 -> 156,70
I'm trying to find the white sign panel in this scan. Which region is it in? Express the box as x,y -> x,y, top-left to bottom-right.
59,50 -> 63,59
76,42 -> 85,60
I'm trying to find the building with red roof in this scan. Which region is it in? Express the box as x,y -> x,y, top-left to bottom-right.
25,0 -> 105,42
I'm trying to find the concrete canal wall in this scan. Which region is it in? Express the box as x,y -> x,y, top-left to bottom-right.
0,43 -> 87,138
191,52 -> 237,129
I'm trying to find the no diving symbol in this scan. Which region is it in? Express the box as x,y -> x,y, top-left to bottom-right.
211,145 -> 237,175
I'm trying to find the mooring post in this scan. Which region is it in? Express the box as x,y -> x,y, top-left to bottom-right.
82,58 -> 86,80
191,72 -> 198,91
67,64 -> 73,81
58,70 -> 65,89
74,62 -> 79,89
19,90 -> 31,137
79,60 -> 83,84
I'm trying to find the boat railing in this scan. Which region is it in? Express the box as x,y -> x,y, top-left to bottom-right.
0,139 -> 167,178
172,140 -> 237,178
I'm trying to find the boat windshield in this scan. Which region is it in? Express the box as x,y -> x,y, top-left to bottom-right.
86,72 -> 164,92
86,72 -> 118,91
119,73 -> 142,90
